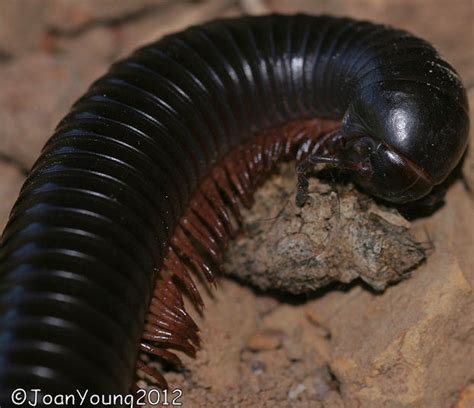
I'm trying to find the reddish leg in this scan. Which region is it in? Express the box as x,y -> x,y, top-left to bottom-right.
295,131 -> 372,207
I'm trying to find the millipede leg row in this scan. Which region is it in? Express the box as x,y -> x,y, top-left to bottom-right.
136,119 -> 339,387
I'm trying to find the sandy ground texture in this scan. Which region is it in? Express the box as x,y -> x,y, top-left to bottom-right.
1,1 -> 473,407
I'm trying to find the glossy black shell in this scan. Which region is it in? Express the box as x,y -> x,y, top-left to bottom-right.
0,14 -> 469,398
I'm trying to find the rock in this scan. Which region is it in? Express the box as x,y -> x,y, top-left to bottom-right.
224,163 -> 426,293
247,329 -> 284,351
0,0 -> 175,57
44,0 -> 171,34
0,0 -> 238,169
288,383 -> 306,400
0,0 -> 50,57
0,51 -> 108,168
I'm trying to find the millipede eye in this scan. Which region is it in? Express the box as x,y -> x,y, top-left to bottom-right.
354,143 -> 365,155
357,159 -> 373,177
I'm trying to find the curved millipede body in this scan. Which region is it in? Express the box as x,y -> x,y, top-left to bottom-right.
0,14 -> 469,399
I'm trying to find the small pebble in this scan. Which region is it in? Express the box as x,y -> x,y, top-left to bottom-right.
288,383 -> 306,399
246,329 -> 284,351
250,360 -> 266,374
455,383 -> 474,408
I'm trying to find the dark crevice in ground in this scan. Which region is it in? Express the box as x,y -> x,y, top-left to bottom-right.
45,0 -> 178,38
0,153 -> 30,176
0,49 -> 13,63
326,364 -> 342,394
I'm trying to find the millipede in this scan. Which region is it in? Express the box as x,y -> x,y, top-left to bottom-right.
0,13 -> 469,401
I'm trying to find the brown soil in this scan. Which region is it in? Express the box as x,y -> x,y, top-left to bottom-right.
1,1 -> 473,407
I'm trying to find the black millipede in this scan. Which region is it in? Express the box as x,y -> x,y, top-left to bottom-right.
0,13 -> 469,401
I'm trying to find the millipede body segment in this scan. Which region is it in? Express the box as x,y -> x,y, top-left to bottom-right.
0,14 -> 469,399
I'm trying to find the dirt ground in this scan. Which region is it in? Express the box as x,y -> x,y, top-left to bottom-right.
0,1 -> 473,407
